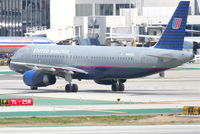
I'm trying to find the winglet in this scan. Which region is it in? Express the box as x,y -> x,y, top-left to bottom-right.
154,1 -> 190,50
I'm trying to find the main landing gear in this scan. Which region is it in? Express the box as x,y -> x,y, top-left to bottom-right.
31,86 -> 38,90
64,72 -> 78,93
65,84 -> 78,92
111,81 -> 125,92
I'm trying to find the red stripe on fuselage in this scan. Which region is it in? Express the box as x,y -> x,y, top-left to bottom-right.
52,64 -> 170,69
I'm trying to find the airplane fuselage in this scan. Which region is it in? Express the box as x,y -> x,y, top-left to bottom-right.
0,37 -> 54,54
10,45 -> 193,80
8,1 -> 193,92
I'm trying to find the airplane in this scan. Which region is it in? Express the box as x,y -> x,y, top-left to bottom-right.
0,36 -> 54,54
9,1 -> 194,92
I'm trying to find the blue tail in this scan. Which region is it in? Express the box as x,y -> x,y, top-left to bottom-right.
154,1 -> 190,50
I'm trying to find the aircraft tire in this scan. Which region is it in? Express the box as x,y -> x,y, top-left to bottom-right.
65,84 -> 72,92
112,83 -> 119,91
31,87 -> 38,90
72,84 -> 78,92
118,83 -> 125,91
159,71 -> 165,78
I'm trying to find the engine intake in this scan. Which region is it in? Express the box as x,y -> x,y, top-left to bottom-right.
23,70 -> 56,87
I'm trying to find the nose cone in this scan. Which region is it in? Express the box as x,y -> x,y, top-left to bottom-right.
9,47 -> 26,71
11,46 -> 27,62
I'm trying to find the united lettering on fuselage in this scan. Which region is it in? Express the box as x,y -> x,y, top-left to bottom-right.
33,48 -> 70,55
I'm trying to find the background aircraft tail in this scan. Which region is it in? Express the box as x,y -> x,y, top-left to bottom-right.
154,1 -> 190,50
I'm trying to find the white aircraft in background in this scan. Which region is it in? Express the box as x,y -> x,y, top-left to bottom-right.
0,36 -> 54,54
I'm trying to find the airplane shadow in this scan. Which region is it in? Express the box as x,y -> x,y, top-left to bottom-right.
0,88 -> 63,96
77,89 -> 181,96
0,87 -> 190,96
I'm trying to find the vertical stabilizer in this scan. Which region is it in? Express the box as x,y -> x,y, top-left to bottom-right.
154,1 -> 190,50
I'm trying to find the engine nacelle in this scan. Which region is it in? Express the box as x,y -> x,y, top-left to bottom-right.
23,70 -> 56,87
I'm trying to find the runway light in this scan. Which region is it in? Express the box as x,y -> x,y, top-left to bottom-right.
116,98 -> 121,103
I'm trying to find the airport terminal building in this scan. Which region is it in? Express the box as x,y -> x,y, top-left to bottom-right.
0,0 -> 200,44
0,0 -> 50,36
74,0 -> 200,43
44,0 -> 200,44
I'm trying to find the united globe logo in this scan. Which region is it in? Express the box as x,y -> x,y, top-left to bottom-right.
172,18 -> 182,29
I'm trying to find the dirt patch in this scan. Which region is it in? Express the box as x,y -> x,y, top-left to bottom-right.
137,114 -> 200,125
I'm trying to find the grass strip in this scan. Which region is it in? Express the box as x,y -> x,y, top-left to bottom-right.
0,114 -> 200,127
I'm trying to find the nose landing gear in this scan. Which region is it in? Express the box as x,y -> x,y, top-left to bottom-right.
64,72 -> 78,93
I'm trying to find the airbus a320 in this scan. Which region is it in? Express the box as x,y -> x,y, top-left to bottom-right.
10,1 -> 193,92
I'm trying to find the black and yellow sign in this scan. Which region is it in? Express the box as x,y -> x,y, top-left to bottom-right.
0,99 -> 9,106
183,106 -> 200,115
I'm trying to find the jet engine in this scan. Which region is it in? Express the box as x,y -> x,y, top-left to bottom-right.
23,70 -> 56,87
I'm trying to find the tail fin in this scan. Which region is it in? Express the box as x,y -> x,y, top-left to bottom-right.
154,1 -> 190,50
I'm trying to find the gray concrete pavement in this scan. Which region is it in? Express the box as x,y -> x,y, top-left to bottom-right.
0,125 -> 200,134
0,62 -> 200,114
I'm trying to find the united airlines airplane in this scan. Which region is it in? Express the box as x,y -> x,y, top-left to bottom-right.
0,36 -> 54,54
10,1 -> 193,92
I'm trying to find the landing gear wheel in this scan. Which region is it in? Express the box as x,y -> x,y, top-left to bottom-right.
112,83 -> 119,91
159,71 -> 165,78
72,84 -> 78,92
31,87 -> 38,90
65,84 -> 72,92
118,83 -> 124,91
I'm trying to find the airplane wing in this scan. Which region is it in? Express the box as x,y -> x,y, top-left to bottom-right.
11,61 -> 88,74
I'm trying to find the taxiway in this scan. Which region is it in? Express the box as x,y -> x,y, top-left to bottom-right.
0,62 -> 200,117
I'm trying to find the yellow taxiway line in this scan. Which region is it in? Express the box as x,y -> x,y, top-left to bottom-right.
86,109 -> 127,114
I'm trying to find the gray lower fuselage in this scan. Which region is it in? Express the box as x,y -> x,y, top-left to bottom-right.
10,45 -> 193,80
